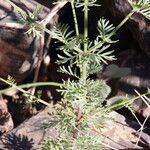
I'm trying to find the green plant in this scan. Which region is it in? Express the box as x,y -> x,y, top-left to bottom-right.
1,0 -> 150,149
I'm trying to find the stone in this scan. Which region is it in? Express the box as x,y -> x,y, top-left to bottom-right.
104,0 -> 150,57
0,108 -> 149,149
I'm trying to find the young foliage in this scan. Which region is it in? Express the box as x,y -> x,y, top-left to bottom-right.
97,18 -> 116,43
3,0 -> 150,149
75,0 -> 100,8
128,0 -> 150,19
40,135 -> 104,150
18,5 -> 43,37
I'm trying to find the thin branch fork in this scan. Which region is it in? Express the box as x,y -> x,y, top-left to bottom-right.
31,0 -> 68,94
0,1 -> 67,96
41,0 -> 67,27
0,0 -> 67,95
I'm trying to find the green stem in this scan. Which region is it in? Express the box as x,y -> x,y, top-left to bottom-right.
37,23 -> 66,43
108,11 -> 134,38
105,91 -> 150,112
70,0 -> 84,84
82,62 -> 87,84
90,91 -> 150,118
36,23 -> 83,54
71,1 -> 79,36
0,78 -> 54,107
84,0 -> 88,53
89,11 -> 134,53
0,81 -> 63,94
81,0 -> 89,84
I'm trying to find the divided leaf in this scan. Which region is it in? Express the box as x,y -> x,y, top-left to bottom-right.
128,0 -> 150,19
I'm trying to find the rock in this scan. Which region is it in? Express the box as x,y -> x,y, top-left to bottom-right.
108,49 -> 150,118
0,0 -> 56,83
100,111 -> 150,149
0,99 -> 14,136
104,0 -> 150,57
0,107 -> 150,149
0,27 -> 40,83
0,0 -> 51,22
0,107 -> 57,149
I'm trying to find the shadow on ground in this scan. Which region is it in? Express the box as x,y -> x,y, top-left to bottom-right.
1,133 -> 34,150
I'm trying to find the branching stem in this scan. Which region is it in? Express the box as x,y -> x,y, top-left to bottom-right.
103,91 -> 150,113
84,0 -> 88,53
0,79 -> 63,94
73,0 -> 89,140
36,22 -> 83,54
0,78 -> 54,107
89,11 -> 135,53
81,0 -> 89,84
108,11 -> 134,38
